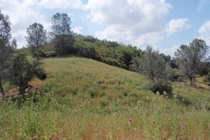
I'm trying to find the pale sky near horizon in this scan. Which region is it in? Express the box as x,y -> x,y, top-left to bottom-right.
1,0 -> 210,57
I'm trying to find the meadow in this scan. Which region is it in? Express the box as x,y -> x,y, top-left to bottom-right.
1,57 -> 210,139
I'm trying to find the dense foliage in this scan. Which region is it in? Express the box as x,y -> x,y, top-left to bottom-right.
8,52 -> 46,94
175,39 -> 210,86
26,22 -> 46,58
0,10 -> 16,95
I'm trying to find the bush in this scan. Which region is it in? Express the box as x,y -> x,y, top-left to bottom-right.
143,80 -> 172,94
8,52 -> 46,94
102,57 -> 127,69
74,41 -> 98,59
205,73 -> 210,83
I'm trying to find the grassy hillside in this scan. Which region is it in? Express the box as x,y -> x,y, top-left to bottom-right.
43,57 -> 153,106
1,57 -> 210,139
42,57 -> 210,106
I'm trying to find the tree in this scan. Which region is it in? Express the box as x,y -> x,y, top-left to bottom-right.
26,23 -> 46,58
196,62 -> 210,77
51,13 -> 75,55
137,46 -> 172,93
8,52 -> 46,94
175,39 -> 209,86
160,53 -> 171,63
138,45 -> 166,83
0,10 -> 15,96
117,45 -> 134,69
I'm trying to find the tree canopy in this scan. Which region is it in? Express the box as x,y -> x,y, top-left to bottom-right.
26,22 -> 46,58
175,39 -> 209,86
0,10 -> 15,95
51,13 -> 74,55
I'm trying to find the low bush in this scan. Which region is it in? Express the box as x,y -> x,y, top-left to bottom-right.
143,80 -> 172,94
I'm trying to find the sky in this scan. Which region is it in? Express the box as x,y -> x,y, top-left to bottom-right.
1,0 -> 210,57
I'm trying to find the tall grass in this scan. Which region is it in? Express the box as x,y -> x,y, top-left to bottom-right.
1,89 -> 210,139
1,57 -> 210,139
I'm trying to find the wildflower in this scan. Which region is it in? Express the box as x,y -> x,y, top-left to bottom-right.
157,109 -> 159,111
161,95 -> 164,97
182,98 -> 185,101
67,118 -> 69,121
53,109 -> 54,111
15,120 -> 17,123
3,119 -> 5,121
152,120 -> 155,123
129,119 -> 132,122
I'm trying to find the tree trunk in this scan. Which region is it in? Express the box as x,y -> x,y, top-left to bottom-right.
19,86 -> 26,95
0,76 -> 5,96
152,74 -> 155,92
190,77 -> 193,86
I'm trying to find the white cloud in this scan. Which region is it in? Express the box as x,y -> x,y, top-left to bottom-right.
39,0 -> 88,10
166,18 -> 191,36
198,21 -> 210,45
0,0 -> 85,48
72,26 -> 83,34
1,0 -> 44,48
161,45 -> 179,57
88,0 -> 190,49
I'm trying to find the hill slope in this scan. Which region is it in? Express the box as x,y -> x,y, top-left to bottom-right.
42,57 -> 210,107
1,57 -> 210,139
43,57 -> 154,105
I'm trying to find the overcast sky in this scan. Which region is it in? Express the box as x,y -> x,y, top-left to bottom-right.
1,0 -> 210,57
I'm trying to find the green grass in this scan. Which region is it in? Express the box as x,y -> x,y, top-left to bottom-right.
1,57 -> 210,139
43,57 -> 153,106
1,90 -> 210,139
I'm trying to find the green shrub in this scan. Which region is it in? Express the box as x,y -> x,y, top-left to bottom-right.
205,73 -> 210,83
143,80 -> 172,94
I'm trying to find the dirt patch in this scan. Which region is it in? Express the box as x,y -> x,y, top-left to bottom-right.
177,82 -> 210,91
28,78 -> 45,89
3,78 -> 45,97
